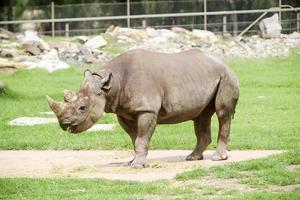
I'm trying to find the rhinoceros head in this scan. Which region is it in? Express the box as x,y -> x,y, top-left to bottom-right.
47,69 -> 112,133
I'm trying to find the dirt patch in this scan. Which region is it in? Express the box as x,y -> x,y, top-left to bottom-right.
286,164 -> 300,171
0,150 -> 282,181
172,176 -> 257,192
267,184 -> 300,192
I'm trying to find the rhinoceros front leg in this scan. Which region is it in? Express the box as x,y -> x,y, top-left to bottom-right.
131,112 -> 157,168
117,116 -> 137,149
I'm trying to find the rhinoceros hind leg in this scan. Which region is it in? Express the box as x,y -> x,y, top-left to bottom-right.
212,76 -> 239,161
186,101 -> 215,161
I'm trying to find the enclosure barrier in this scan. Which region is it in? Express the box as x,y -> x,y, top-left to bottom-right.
0,1 -> 299,36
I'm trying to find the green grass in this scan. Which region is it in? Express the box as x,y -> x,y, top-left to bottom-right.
0,51 -> 300,199
176,150 -> 300,185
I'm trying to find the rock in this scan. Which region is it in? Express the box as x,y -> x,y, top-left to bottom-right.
147,36 -> 168,43
111,27 -> 148,40
23,49 -> 70,73
117,35 -> 136,43
79,46 -> 95,63
105,25 -> 116,33
171,27 -> 191,35
84,36 -> 107,49
18,31 -> 49,55
192,29 -> 218,44
0,34 -> 9,40
38,38 -> 50,52
0,48 -> 19,58
0,58 -> 27,73
146,27 -> 159,38
259,14 -> 282,38
159,29 -> 178,39
9,117 -> 57,126
73,36 -> 89,44
289,32 -> 300,39
0,28 -> 14,38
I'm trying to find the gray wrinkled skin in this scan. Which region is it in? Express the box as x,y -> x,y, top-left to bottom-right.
47,49 -> 239,168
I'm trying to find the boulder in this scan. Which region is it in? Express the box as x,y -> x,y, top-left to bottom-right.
289,32 -> 300,39
0,28 -> 14,39
159,29 -> 178,39
73,35 -> 89,44
79,46 -> 95,63
0,48 -> 19,58
84,36 -> 107,49
24,49 -> 70,73
146,27 -> 159,38
171,27 -> 191,35
192,29 -> 218,44
111,27 -> 148,40
18,31 -> 50,55
105,25 -> 116,33
0,58 -> 27,73
0,34 -> 9,40
259,14 -> 282,38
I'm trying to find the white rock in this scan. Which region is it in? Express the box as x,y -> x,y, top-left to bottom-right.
18,31 -> 39,43
147,36 -> 168,43
17,31 -> 49,55
192,29 -> 218,44
259,14 -> 282,38
84,36 -> 107,49
159,29 -> 177,39
87,124 -> 115,132
146,27 -> 159,37
24,49 -> 70,72
289,32 -> 300,39
9,117 -> 57,126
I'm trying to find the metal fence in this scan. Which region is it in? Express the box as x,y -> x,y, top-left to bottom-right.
0,0 -> 299,36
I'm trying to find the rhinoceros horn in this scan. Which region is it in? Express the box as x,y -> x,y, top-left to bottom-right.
46,95 -> 62,115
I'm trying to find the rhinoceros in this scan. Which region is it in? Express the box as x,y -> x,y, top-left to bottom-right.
47,49 -> 239,168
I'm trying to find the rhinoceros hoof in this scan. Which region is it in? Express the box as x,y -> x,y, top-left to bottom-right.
211,151 -> 228,161
130,159 -> 149,169
186,153 -> 203,161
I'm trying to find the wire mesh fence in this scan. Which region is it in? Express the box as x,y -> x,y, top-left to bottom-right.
0,0 -> 299,36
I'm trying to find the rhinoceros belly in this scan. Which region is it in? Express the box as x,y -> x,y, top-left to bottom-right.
157,78 -> 219,124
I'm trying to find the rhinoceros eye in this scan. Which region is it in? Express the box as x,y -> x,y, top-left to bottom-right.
78,105 -> 86,113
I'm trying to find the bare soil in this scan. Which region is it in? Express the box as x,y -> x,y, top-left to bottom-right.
0,150 -> 282,182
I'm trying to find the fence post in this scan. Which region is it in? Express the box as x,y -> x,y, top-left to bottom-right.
51,2 -> 55,37
204,0 -> 207,30
278,0 -> 282,24
142,20 -> 147,28
127,0 -> 130,28
65,23 -> 69,37
297,13 -> 300,32
223,15 -> 227,35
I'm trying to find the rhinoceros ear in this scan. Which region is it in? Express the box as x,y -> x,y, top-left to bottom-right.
101,72 -> 113,91
84,69 -> 92,78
